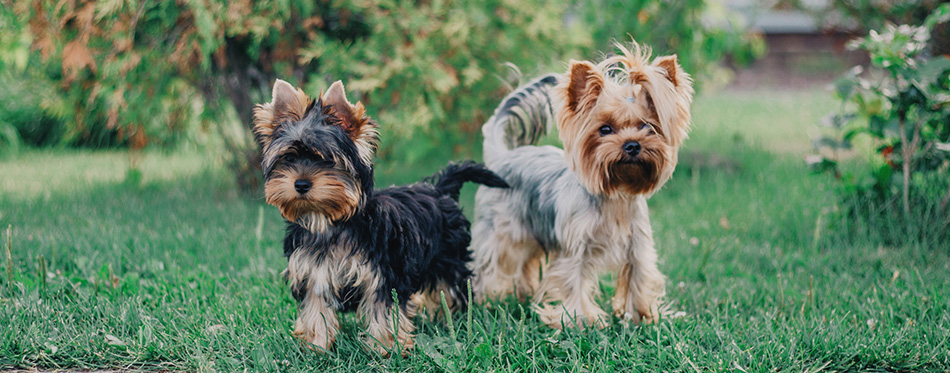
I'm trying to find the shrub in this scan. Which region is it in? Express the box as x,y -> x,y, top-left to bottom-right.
812,4 -> 950,245
0,7 -> 67,152
579,0 -> 764,89
15,0 -> 582,189
811,0 -> 949,56
14,0 -> 762,190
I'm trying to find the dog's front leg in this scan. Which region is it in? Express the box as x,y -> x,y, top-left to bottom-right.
612,207 -> 665,324
534,247 -> 609,329
294,291 -> 340,351
360,294 -> 416,356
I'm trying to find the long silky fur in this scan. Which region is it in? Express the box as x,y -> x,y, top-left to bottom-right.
482,74 -> 560,167
255,79 -> 509,353
470,40 -> 692,328
283,159 -> 507,312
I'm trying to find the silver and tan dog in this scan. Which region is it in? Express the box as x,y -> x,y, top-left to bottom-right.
471,41 -> 694,328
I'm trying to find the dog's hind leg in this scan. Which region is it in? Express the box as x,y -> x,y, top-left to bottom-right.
471,216 -> 543,302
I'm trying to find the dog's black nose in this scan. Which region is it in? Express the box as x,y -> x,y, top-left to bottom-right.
623,141 -> 641,156
294,179 -> 312,194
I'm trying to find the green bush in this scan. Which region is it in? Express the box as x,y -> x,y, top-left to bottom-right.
0,5 -> 122,151
13,0 -> 761,190
812,4 -> 950,245
0,74 -> 65,148
579,0 -> 764,89
812,0 -> 949,55
14,0 -> 583,190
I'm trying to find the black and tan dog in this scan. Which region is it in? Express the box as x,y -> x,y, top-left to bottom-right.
254,79 -> 507,354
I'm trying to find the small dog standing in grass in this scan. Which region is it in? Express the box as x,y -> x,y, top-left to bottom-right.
471,41 -> 694,328
254,79 -> 508,354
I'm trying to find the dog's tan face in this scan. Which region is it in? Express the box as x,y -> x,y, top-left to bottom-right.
556,45 -> 693,197
263,163 -> 362,224
253,79 -> 379,233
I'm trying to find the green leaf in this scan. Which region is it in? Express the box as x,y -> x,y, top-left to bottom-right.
873,163 -> 894,188
868,116 -> 890,137
924,3 -> 950,29
415,334 -> 461,373
0,122 -> 21,157
833,75 -> 858,100
813,137 -> 851,150
474,343 -> 492,358
854,93 -> 887,117
843,127 -> 868,142
882,117 -> 902,139
833,66 -> 864,99
917,57 -> 950,86
805,155 -> 838,174
94,0 -> 125,21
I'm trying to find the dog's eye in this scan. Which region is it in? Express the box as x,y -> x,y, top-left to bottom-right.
639,122 -> 656,134
598,125 -> 614,136
284,154 -> 298,163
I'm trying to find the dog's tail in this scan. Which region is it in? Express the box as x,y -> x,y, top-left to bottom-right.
482,74 -> 560,166
427,160 -> 509,201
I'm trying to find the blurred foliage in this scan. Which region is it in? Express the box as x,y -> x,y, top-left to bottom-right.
8,0 -> 761,191
0,6 -> 63,156
820,0 -> 944,31
303,0 -> 585,168
811,4 -> 950,244
579,0 -> 765,89
804,0 -> 950,55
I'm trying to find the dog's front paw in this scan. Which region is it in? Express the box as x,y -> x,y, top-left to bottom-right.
638,306 -> 660,325
613,310 -> 657,325
364,334 -> 414,357
611,294 -> 636,324
293,329 -> 334,353
612,296 -> 660,325
536,303 -> 609,329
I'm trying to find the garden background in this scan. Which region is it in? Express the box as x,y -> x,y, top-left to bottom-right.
1,0 -> 948,371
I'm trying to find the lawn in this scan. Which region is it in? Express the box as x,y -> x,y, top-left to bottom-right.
1,88 -> 948,372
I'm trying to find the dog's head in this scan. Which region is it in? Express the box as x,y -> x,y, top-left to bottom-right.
555,41 -> 694,198
253,79 -> 379,232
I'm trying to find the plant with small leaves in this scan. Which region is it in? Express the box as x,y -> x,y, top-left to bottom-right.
812,4 -> 950,243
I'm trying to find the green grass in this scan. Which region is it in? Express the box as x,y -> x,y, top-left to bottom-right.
1,88 -> 948,372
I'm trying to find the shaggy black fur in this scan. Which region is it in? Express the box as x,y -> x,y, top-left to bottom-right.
267,100 -> 509,315
283,161 -> 508,311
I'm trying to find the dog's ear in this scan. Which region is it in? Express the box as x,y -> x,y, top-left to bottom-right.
565,60 -> 604,114
253,79 -> 310,147
322,81 -> 360,131
271,79 -> 310,120
648,55 -> 693,148
322,80 -> 379,163
652,55 -> 686,88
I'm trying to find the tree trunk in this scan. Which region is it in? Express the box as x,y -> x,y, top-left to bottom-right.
207,38 -> 277,195
202,36 -> 316,195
